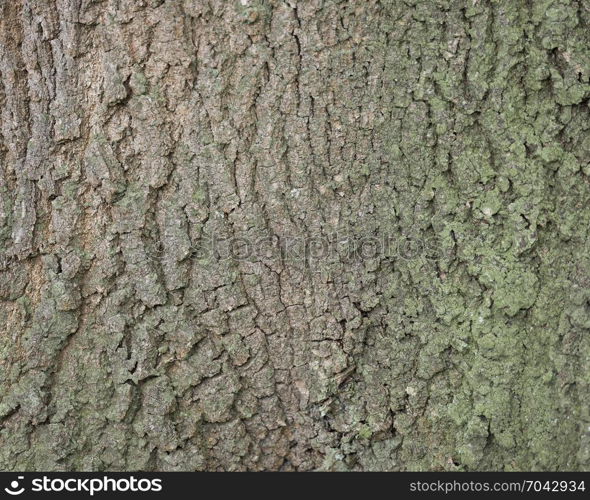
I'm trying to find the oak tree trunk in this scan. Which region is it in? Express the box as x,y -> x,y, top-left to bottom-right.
1,0 -> 589,471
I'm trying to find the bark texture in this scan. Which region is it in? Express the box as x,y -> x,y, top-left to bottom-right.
1,0 -> 590,471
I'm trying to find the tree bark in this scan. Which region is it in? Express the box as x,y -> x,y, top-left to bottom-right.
0,0 -> 589,471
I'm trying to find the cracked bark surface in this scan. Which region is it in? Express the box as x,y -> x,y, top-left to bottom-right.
1,0 -> 589,471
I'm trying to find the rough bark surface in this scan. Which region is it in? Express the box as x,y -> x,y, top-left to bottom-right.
1,0 -> 589,471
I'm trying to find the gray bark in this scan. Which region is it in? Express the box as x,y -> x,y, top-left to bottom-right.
0,0 -> 589,471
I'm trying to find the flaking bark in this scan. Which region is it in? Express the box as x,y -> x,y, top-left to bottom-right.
0,0 -> 589,471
